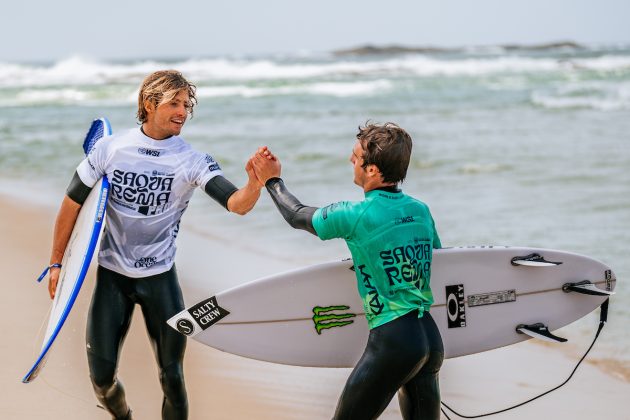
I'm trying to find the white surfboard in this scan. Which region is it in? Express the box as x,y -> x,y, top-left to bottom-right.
169,247 -> 616,368
23,118 -> 112,383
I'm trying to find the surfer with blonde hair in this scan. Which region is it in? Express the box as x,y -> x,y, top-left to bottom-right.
45,70 -> 267,420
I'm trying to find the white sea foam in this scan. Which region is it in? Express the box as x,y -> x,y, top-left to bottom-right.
2,51 -> 630,89
195,80 -> 392,98
0,79 -> 392,106
0,56 -> 165,88
146,55 -> 622,80
459,163 -> 508,174
16,88 -> 89,104
531,94 -> 629,111
531,81 -> 630,111
571,55 -> 630,72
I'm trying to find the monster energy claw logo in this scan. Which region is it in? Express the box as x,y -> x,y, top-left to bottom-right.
312,305 -> 357,335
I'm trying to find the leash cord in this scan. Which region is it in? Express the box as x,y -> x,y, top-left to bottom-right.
440,299 -> 608,419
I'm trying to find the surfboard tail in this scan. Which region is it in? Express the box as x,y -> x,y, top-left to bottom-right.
22,355 -> 48,383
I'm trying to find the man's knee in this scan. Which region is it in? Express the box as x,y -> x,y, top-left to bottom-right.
88,353 -> 117,394
160,363 -> 187,405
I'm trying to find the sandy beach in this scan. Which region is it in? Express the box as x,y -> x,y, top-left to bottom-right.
1,193 -> 628,420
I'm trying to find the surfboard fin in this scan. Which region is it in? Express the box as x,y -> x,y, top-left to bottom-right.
516,323 -> 567,343
511,253 -> 562,267
562,280 -> 615,296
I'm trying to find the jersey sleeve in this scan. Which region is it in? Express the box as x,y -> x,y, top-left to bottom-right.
312,201 -> 358,240
189,152 -> 225,188
432,216 -> 442,249
76,139 -> 107,188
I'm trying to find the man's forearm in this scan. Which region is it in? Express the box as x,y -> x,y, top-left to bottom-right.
265,178 -> 317,235
51,196 -> 82,264
226,181 -> 261,215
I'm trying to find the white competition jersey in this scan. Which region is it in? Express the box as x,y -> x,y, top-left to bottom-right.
76,127 -> 223,278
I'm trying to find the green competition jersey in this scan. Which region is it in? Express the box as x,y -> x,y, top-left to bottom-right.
312,188 -> 441,329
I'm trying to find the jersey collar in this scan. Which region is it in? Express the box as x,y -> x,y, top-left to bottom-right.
138,127 -> 179,147
365,186 -> 402,198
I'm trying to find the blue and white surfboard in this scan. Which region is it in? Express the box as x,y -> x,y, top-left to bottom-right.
23,118 -> 112,383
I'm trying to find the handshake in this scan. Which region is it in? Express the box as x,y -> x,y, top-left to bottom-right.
246,146 -> 282,188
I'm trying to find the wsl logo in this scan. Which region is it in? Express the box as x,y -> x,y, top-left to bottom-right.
138,147 -> 161,157
312,305 -> 357,335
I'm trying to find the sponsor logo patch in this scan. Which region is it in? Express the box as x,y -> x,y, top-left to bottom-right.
446,284 -> 466,328
468,290 -> 516,307
395,216 -> 415,225
357,264 -> 384,317
138,147 -> 161,157
312,305 -> 356,334
176,319 -> 195,336
605,270 -> 613,291
321,203 -> 339,220
134,257 -> 158,268
188,296 -> 230,330
168,296 -> 229,338
110,169 -> 174,216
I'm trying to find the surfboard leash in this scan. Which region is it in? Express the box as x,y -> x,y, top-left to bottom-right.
31,302 -> 96,407
440,298 -> 609,419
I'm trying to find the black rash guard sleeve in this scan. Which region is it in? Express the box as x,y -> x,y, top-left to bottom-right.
265,177 -> 317,236
66,171 -> 92,205
204,175 -> 239,211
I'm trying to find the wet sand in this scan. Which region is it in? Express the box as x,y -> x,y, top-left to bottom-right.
1,194 -> 627,419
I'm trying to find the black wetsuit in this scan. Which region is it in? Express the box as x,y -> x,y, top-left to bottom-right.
87,265 -> 187,420
266,178 -> 444,420
68,171 -> 238,420
334,310 -> 443,420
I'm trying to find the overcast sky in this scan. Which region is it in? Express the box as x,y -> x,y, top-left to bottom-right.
4,0 -> 630,62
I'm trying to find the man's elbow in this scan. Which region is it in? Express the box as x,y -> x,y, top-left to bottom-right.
227,201 -> 253,216
230,207 -> 249,216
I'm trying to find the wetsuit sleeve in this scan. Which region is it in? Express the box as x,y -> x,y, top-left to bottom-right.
66,171 -> 93,205
311,200 -> 356,240
204,176 -> 239,210
265,178 -> 317,235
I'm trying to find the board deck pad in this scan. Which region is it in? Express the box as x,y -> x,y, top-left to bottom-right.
23,118 -> 112,383
169,247 -> 616,368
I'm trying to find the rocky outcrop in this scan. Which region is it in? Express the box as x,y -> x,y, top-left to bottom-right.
333,41 -> 585,56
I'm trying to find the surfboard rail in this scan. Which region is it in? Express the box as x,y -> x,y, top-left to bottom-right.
23,118 -> 112,383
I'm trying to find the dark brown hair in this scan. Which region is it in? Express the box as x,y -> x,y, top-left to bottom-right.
356,122 -> 413,184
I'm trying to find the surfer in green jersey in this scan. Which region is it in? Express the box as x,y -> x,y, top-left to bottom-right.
251,122 -> 444,420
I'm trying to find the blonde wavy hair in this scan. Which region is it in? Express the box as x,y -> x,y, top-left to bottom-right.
136,70 -> 197,123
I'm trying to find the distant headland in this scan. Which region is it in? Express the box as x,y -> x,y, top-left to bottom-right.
332,41 -> 585,56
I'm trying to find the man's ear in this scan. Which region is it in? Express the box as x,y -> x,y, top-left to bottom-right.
144,100 -> 155,116
366,164 -> 382,179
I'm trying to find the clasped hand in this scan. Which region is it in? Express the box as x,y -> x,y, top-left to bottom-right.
247,146 -> 281,187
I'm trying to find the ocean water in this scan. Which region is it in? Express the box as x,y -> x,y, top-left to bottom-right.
1,45 -> 628,375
